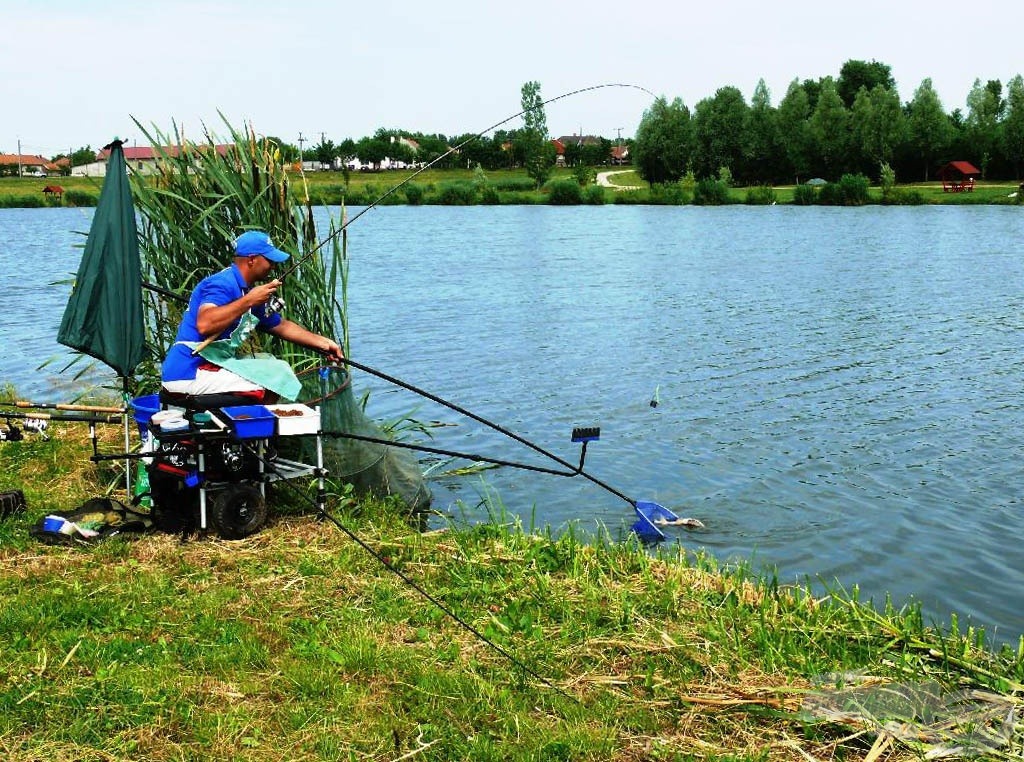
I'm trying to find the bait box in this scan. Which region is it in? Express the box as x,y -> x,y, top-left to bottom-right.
219,405 -> 275,439
265,404 -> 320,436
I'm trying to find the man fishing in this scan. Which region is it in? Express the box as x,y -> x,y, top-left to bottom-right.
161,230 -> 343,403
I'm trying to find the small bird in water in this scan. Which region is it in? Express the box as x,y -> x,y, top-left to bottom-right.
653,516 -> 705,528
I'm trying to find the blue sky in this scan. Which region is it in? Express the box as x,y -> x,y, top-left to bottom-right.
4,0 -> 1021,158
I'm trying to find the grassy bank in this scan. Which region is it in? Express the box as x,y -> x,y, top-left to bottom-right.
2,411 -> 1023,760
3,169 -> 1022,208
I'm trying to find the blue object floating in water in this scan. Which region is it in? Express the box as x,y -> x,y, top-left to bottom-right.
630,500 -> 680,543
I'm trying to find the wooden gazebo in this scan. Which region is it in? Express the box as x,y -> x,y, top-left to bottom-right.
938,161 -> 980,193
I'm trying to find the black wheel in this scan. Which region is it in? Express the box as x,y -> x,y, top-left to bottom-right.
211,484 -> 268,540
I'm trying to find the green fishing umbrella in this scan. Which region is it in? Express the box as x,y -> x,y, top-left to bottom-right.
57,139 -> 146,378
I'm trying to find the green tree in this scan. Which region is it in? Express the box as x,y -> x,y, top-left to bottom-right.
907,78 -> 953,180
354,136 -> 389,169
777,79 -> 814,183
837,59 -> 895,107
581,138 -> 612,166
519,81 -> 555,188
632,96 -> 693,185
72,146 -> 96,168
966,78 -> 1004,177
1003,75 -> 1024,179
810,77 -> 850,178
313,137 -> 337,168
851,84 -> 907,174
692,86 -> 751,179
747,78 -> 783,183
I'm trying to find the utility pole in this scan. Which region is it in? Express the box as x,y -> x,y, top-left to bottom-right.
17,138 -> 22,177
297,132 -> 306,162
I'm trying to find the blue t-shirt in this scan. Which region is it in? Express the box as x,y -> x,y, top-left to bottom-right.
161,263 -> 282,382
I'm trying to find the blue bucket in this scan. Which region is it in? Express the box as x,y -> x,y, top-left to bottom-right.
129,394 -> 161,430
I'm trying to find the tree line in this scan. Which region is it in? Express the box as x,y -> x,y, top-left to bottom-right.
633,59 -> 1024,186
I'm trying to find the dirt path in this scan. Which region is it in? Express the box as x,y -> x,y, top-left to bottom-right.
596,169 -> 641,190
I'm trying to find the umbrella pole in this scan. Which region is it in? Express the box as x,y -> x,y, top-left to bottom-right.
122,377 -> 131,498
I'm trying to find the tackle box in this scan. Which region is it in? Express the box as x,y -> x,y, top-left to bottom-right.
218,405 -> 276,439
265,404 -> 320,436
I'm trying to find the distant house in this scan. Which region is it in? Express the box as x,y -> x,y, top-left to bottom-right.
554,134 -> 610,166
0,153 -> 60,177
72,144 -> 234,177
611,145 -> 630,165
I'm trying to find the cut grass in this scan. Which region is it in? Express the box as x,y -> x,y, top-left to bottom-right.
2,418 -> 1024,760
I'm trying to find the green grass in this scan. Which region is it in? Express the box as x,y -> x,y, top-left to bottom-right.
2,408 -> 1024,760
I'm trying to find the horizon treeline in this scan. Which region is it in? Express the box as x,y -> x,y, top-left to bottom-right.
15,59 -> 1024,186
633,59 -> 1024,186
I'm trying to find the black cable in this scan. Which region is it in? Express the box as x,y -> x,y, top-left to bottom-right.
247,442 -> 582,706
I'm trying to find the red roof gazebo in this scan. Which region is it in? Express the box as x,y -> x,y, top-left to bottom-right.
938,161 -> 980,192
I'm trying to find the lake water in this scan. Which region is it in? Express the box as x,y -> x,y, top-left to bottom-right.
3,203 -> 1024,643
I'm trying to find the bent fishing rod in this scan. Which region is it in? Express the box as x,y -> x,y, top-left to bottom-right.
176,82 -> 655,354
275,82 -> 656,283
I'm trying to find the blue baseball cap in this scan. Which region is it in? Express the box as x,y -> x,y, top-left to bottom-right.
235,230 -> 290,263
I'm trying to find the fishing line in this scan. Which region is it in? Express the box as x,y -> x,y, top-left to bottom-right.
333,358 -> 638,506
243,441 -> 583,706
277,81 -> 656,281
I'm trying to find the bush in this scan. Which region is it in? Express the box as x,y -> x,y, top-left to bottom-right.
819,174 -> 870,206
480,185 -> 501,205
612,189 -> 649,204
792,184 -> 818,205
692,179 -> 731,205
0,194 -> 44,208
62,189 -> 98,207
881,187 -> 926,205
433,181 -> 477,205
404,183 -> 425,205
572,165 -> 595,186
582,185 -> 606,205
648,182 -> 688,205
744,185 -> 776,205
546,179 -> 583,205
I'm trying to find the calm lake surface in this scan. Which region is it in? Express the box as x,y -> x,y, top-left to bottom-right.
3,204 -> 1024,642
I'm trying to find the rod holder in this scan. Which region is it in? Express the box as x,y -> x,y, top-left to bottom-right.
571,426 -> 600,443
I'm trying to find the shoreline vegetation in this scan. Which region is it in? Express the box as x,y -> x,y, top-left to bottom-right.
2,168 -> 1022,209
2,408 -> 1024,759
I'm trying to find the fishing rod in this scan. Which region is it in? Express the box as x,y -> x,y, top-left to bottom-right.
0,400 -> 124,414
332,358 -> 638,506
1,410 -> 122,424
181,82 -> 655,355
276,82 -> 656,283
